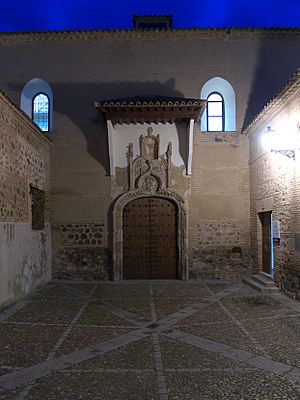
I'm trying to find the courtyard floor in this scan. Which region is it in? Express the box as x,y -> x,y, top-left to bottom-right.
1,280 -> 300,399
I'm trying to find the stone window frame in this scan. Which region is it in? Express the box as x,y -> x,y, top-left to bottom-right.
206,92 -> 225,132
200,77 -> 236,132
112,189 -> 188,280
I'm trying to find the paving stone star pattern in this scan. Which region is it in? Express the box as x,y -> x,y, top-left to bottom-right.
0,280 -> 300,399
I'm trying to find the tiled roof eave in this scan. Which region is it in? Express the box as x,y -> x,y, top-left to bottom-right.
95,100 -> 206,124
243,68 -> 300,135
95,103 -> 204,109
94,96 -> 205,108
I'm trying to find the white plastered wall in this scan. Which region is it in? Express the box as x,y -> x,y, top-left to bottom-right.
107,121 -> 192,175
0,223 -> 52,309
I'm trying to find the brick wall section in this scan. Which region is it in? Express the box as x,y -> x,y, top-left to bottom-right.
189,129 -> 250,278
48,118 -> 111,279
52,223 -> 109,279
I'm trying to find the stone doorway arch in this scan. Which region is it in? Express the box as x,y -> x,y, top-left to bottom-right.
112,189 -> 188,280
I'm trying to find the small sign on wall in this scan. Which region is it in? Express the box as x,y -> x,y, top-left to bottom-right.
272,220 -> 280,242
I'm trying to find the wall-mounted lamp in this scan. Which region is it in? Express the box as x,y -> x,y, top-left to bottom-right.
272,149 -> 295,159
262,125 -> 296,159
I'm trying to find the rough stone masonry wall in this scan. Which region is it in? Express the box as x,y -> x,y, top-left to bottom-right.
51,223 -> 108,280
249,151 -> 295,276
0,91 -> 51,309
190,130 -> 251,279
248,90 -> 300,300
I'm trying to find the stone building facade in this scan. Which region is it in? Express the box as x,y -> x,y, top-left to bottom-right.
1,17 -> 300,302
245,70 -> 300,300
0,90 -> 51,308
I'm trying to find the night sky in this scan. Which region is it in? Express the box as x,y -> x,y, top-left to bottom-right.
0,0 -> 300,32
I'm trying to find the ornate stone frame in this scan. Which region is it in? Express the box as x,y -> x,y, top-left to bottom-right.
112,188 -> 188,280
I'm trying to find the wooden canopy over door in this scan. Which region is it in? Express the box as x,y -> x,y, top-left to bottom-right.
123,197 -> 177,279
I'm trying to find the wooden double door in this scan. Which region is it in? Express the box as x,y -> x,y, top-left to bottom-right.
123,197 -> 177,279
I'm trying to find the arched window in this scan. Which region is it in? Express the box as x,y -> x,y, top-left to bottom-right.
32,93 -> 50,131
207,92 -> 224,131
200,77 -> 236,132
20,78 -> 53,132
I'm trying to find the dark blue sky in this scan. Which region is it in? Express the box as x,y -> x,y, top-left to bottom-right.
1,0 -> 300,32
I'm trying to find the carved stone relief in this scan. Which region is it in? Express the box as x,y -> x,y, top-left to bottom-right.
140,128 -> 159,160
127,127 -> 172,192
112,126 -> 188,280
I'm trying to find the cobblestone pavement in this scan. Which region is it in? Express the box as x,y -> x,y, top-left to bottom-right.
1,280 -> 300,399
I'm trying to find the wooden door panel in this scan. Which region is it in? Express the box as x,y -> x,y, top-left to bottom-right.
150,198 -> 176,279
123,198 -> 151,279
261,212 -> 271,274
123,197 -> 177,279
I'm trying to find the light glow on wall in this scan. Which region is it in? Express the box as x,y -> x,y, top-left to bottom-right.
261,119 -> 299,159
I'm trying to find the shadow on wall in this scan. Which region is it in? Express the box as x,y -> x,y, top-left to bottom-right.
242,33 -> 300,131
9,78 -> 185,176
176,121 -> 189,169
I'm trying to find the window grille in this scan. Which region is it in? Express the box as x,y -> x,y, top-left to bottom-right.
207,92 -> 224,132
33,93 -> 49,131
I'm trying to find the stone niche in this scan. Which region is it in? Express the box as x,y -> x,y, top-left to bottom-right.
112,127 -> 188,280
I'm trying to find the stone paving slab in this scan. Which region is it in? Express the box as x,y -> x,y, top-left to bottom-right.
77,337 -> 155,369
220,295 -> 296,319
176,301 -> 232,325
92,284 -> 151,299
0,324 -> 66,367
7,298 -> 86,325
269,292 -> 300,315
243,316 -> 300,368
165,370 -> 300,399
75,303 -> 136,327
0,386 -> 26,400
201,283 -> 229,294
0,301 -> 30,322
29,285 -> 78,299
27,371 -> 159,400
178,321 -> 265,355
159,336 -> 251,370
0,368 -> 21,377
65,283 -> 99,295
223,284 -> 266,298
1,280 -> 300,399
153,298 -> 204,320
108,298 -> 153,320
152,283 -> 210,299
57,327 -> 134,356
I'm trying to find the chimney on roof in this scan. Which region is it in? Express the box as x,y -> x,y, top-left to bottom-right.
132,15 -> 173,30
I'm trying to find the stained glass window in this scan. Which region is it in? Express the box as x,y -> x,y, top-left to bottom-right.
33,93 -> 49,131
207,92 -> 224,132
